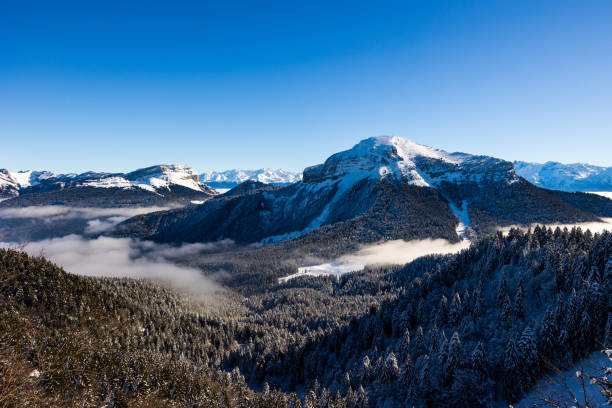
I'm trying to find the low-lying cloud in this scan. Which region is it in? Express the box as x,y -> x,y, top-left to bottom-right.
0,205 -> 169,221
340,238 -> 471,266
281,238 -> 470,282
0,205 -> 171,236
0,235 -> 223,293
498,217 -> 612,235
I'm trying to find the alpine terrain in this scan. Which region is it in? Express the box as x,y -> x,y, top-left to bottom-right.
0,164 -> 217,207
200,168 -> 302,189
514,161 -> 612,192
115,136 -> 612,249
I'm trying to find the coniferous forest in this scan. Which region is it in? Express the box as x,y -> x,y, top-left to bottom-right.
1,226 -> 610,407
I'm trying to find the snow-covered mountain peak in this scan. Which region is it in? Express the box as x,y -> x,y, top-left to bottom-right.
0,169 -> 58,197
10,170 -> 57,188
82,164 -> 214,193
1,164 -> 217,199
302,136 -> 513,187
514,160 -> 612,191
366,135 -> 455,163
200,169 -> 301,188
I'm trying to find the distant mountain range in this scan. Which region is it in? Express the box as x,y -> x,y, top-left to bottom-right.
514,161 -> 612,192
0,165 -> 217,206
114,136 -> 612,251
199,169 -> 301,188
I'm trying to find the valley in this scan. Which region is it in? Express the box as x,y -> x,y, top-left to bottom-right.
1,137 -> 611,407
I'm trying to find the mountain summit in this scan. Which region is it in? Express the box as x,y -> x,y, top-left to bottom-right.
114,137 -> 612,250
304,136 -> 517,186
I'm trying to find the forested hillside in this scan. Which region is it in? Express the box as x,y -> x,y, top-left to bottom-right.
0,249 -> 359,407
1,227 -> 610,407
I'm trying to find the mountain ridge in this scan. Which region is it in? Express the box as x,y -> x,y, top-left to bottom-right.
0,164 -> 218,208
200,168 -> 301,188
114,136 -> 612,249
514,160 -> 612,192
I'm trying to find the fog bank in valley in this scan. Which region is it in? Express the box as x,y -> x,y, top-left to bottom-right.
0,235 -> 223,293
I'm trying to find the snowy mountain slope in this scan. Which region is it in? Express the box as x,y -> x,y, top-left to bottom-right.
115,136 -> 612,248
0,169 -> 20,198
303,136 -> 519,187
0,165 -> 217,207
514,160 -> 612,192
0,169 -> 57,197
82,165 -> 215,194
200,168 -> 301,188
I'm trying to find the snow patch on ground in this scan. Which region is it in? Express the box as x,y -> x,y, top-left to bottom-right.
514,350 -> 608,407
279,239 -> 470,282
446,199 -> 473,241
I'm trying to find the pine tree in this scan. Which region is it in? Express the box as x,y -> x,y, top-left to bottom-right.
444,332 -> 461,383
357,385 -> 368,408
539,306 -> 557,358
400,353 -> 413,387
504,336 -> 522,400
380,352 -> 399,384
501,294 -> 512,322
437,295 -> 449,325
419,355 -> 434,405
360,355 -> 371,384
517,326 -> 539,389
288,392 -> 302,408
412,326 -> 425,356
497,272 -> 508,308
566,289 -> 582,345
471,341 -> 486,378
449,293 -> 462,325
514,278 -> 525,319
398,328 -> 411,361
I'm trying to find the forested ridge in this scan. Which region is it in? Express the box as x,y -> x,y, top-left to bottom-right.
1,226 -> 610,407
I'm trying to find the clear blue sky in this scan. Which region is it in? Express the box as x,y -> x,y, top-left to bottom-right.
1,0 -> 611,173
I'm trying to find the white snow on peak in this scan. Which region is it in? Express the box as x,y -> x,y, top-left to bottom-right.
303,136 -> 517,187
200,169 -> 301,185
0,169 -> 56,189
514,160 -> 612,192
1,164 -> 216,197
370,135 -> 456,163
9,170 -> 56,188
0,169 -> 58,197
82,164 -> 213,193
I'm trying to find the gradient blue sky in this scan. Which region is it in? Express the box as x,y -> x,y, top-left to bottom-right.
1,0 -> 611,173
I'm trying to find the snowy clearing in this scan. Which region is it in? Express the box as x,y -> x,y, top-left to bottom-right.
514,350 -> 608,407
279,239 -> 470,282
